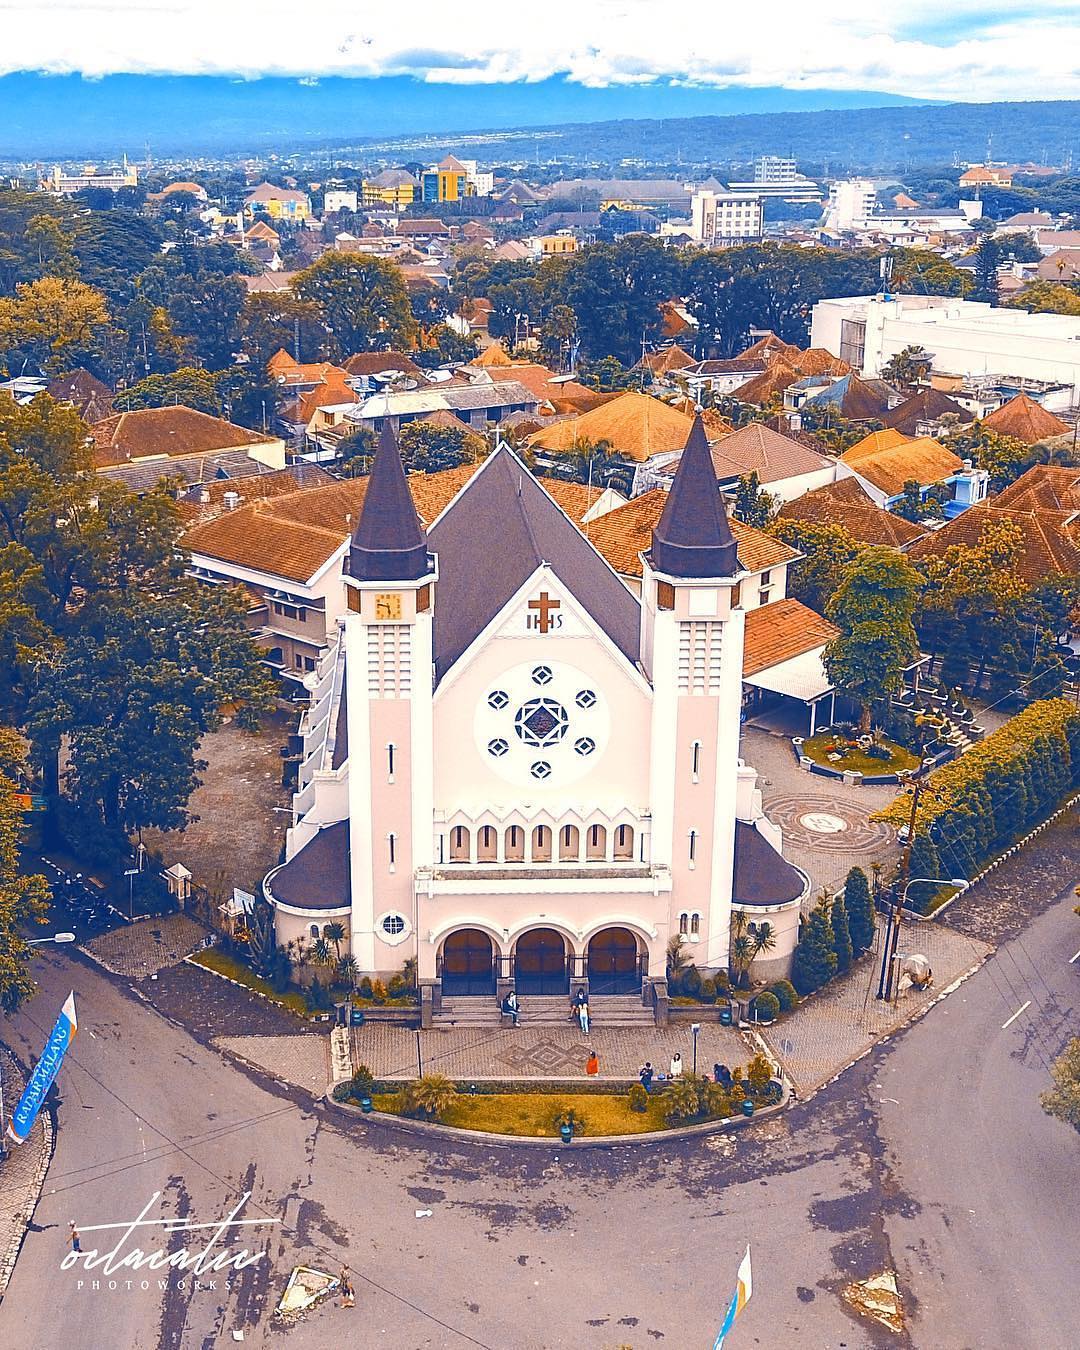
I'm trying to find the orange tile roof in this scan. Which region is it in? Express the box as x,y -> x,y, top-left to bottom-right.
980,394 -> 1070,444
641,344 -> 695,375
742,598 -> 839,678
539,479 -> 605,524
656,422 -> 829,486
906,502 -> 1080,584
177,465 -> 336,524
525,391 -> 694,462
840,436 -> 964,497
583,489 -> 798,579
993,463 -> 1080,513
734,357 -> 800,405
296,377 -> 357,422
844,427 -> 912,458
484,362 -> 597,410
472,343 -> 514,367
91,407 -> 277,467
777,477 -> 927,547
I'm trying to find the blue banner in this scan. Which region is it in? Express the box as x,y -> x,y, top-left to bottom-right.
7,992 -> 78,1145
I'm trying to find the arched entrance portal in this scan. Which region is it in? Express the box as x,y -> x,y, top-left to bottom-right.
513,928 -> 569,995
587,927 -> 642,994
440,929 -> 495,996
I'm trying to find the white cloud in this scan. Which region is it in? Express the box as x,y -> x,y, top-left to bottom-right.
2,0 -> 1079,101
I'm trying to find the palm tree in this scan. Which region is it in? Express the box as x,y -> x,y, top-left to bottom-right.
406,1074 -> 458,1121
748,922 -> 777,980
336,955 -> 359,993
324,922 -> 346,962
666,934 -> 691,986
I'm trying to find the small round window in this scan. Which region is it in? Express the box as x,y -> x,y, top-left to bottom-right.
487,738 -> 509,758
574,736 -> 595,756
381,914 -> 406,936
487,689 -> 509,710
576,689 -> 597,708
531,665 -> 553,686
530,760 -> 552,780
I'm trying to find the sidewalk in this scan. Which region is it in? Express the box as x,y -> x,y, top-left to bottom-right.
84,913 -> 209,978
0,1047 -> 53,1301
215,1022 -> 750,1091
761,917 -> 992,1095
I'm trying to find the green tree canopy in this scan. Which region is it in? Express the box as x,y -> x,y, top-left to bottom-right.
293,252 -> 415,358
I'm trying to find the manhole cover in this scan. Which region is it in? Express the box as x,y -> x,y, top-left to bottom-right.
798,812 -> 848,834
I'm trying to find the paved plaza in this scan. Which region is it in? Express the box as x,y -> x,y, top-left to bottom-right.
83,913 -> 208,977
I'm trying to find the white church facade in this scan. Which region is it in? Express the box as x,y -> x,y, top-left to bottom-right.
264,420 -> 810,1015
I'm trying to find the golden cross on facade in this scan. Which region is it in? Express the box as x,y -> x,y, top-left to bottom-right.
527,591 -> 561,634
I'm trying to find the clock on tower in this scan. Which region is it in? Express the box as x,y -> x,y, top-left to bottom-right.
374,593 -> 402,621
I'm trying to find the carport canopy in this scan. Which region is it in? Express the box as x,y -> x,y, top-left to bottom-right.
743,648 -> 833,704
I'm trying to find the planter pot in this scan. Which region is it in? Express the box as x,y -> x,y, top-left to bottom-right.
360,1095 -> 373,1114
719,1006 -> 734,1027
559,1122 -> 573,1143
741,1099 -> 755,1119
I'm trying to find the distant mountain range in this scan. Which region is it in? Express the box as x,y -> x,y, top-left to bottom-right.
0,74 -> 923,159
0,74 -> 1076,174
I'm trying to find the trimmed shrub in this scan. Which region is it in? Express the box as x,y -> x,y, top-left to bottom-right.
792,910 -> 838,995
906,831 -> 943,912
351,1064 -> 375,1098
552,1104 -> 587,1135
751,991 -> 781,1023
830,894 -> 854,973
358,976 -> 374,1000
844,867 -> 876,956
665,1078 -> 705,1124
627,1083 -> 649,1113
768,979 -> 799,1013
746,1054 -> 773,1096
681,966 -> 703,998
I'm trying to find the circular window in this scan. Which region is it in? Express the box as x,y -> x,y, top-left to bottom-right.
530,760 -> 552,780
487,689 -> 509,710
576,689 -> 597,708
531,665 -> 553,686
382,914 -> 406,936
574,736 -> 595,756
487,738 -> 509,758
514,698 -> 569,747
378,912 -> 410,945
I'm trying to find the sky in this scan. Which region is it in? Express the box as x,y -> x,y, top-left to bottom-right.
3,0 -> 1080,103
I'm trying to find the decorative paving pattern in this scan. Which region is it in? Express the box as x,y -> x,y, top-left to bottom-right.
494,1037 -> 592,1074
766,794 -> 894,853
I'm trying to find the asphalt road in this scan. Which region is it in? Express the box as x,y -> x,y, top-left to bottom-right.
0,883 -> 1077,1350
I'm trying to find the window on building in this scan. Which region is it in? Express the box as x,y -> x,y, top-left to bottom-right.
532,825 -> 552,862
690,913 -> 701,938
504,826 -> 525,862
678,912 -> 689,936
309,924 -> 320,939
691,741 -> 701,780
450,825 -> 470,862
387,743 -> 395,778
586,824 -> 607,860
388,833 -> 396,866
559,824 -> 580,860
303,655 -> 316,671
614,824 -> 634,859
381,913 -> 407,939
478,825 -> 498,862
688,829 -> 698,865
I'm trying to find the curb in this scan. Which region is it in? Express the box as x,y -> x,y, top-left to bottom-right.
322,1081 -> 790,1149
0,1050 -> 56,1304
182,953 -> 329,1026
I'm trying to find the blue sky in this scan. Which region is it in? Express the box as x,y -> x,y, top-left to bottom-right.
3,1 -> 1078,101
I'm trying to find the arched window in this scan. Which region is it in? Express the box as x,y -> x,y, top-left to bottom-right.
477,825 -> 498,862
614,824 -> 634,859
309,924 -> 320,940
690,912 -> 701,938
678,913 -> 689,936
531,825 -> 552,862
504,826 -> 525,862
688,829 -> 698,866
559,824 -> 580,861
586,824 -> 607,860
450,825 -> 471,862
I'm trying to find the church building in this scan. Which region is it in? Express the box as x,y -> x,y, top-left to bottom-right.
263,419 -> 810,1017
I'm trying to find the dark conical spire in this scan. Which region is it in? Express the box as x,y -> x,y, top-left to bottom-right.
648,415 -> 739,578
347,422 -> 430,582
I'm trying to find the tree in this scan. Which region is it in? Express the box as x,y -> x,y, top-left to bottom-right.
791,908 -> 838,995
0,276 -> 111,373
336,425 -> 376,478
539,304 -> 578,371
293,252 -> 414,358
750,921 -> 777,976
844,867 -> 876,956
825,548 -> 922,731
25,214 -> 77,280
970,237 -> 1000,305
405,1073 -> 458,1121
563,437 -> 634,496
731,471 -> 777,528
324,921 -> 346,962
398,421 -> 484,474
881,345 -> 930,392
238,292 -> 330,369
0,732 -> 50,1012
1041,1037 -> 1080,1133
906,832 -> 943,912
829,893 -> 854,973
728,909 -> 755,989
116,366 -> 221,414
161,269 -> 246,369
1006,281 -> 1080,317
770,519 -> 865,612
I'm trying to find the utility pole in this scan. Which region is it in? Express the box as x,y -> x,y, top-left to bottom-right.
876,766 -> 924,1001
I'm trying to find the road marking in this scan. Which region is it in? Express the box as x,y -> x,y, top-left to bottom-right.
1001,1001 -> 1031,1030
1069,948 -> 1080,964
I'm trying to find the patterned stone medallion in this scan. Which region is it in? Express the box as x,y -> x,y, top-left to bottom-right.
494,1037 -> 589,1074
766,795 -> 894,852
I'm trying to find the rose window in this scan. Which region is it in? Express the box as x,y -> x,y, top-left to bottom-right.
514,698 -> 569,747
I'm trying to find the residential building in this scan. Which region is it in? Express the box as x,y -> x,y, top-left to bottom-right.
690,190 -> 764,244
323,189 -> 358,214
959,164 -> 1014,188
421,155 -> 476,204
41,158 -> 137,195
90,407 -> 286,492
244,182 -> 312,222
838,434 -> 986,516
824,179 -> 877,232
544,179 -> 695,211
979,392 -> 1071,443
532,233 -> 579,257
361,170 -> 419,211
882,388 -> 974,437
777,476 -> 928,548
642,422 -> 838,503
146,180 -> 209,205
810,294 -> 1080,408
337,379 -> 540,439
263,422 -> 810,996
45,368 -> 114,423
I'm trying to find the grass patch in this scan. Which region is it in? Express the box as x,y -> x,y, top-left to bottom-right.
371,1090 -> 714,1136
803,732 -> 919,776
188,947 -> 310,1017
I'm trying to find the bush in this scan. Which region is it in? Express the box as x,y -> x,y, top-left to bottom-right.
303,980 -> 334,1012
331,1082 -> 354,1103
768,980 -> 799,1013
701,1081 -> 731,1117
369,978 -> 388,1005
627,1083 -> 649,1113
403,1074 -> 458,1121
665,1078 -> 705,1124
864,742 -> 891,761
844,867 -> 876,956
697,976 -> 717,1003
387,974 -> 406,997
358,975 -> 374,1000
792,909 -> 838,995
751,991 -> 780,1023
552,1104 -> 587,1135
681,966 -> 703,998
351,1064 -> 375,1098
746,1054 -> 773,1095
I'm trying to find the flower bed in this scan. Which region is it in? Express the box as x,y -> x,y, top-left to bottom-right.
801,732 -> 919,776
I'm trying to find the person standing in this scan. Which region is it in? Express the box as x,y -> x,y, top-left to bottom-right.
586,1050 -> 599,1076
639,1062 -> 654,1093
339,1266 -> 355,1307
669,1052 -> 683,1079
578,999 -> 590,1035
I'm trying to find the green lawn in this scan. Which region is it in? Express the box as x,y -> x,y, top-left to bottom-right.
188,947 -> 310,1017
371,1090 -> 728,1136
803,732 -> 919,776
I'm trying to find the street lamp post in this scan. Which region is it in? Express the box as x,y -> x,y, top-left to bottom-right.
28,933 -> 76,946
690,1022 -> 701,1077
877,877 -> 968,1002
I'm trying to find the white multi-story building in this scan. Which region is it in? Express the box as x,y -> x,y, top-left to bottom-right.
458,160 -> 495,197
824,179 -> 877,232
810,294 -> 1080,408
42,159 -> 138,196
323,189 -> 358,214
726,157 -> 822,203
690,190 -> 764,245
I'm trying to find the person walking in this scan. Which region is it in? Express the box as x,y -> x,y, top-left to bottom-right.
639,1061 -> 654,1093
501,989 -> 521,1027
578,998 -> 590,1035
339,1266 -> 355,1308
669,1052 -> 683,1079
585,1050 -> 599,1076
69,1222 -> 81,1254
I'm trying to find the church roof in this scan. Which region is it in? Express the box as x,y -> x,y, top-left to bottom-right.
269,821 -> 350,911
347,423 -> 431,582
427,445 -> 641,678
648,416 -> 739,578
732,820 -> 807,906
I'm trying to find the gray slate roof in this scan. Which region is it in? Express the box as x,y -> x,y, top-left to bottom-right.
428,445 -> 642,680
270,821 -> 350,911
732,821 -> 806,906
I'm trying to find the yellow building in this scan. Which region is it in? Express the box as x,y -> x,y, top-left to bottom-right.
361,169 -> 420,211
244,182 -> 312,222
421,155 -> 476,204
536,234 -> 579,256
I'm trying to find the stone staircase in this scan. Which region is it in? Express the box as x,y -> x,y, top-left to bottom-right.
435,993 -> 655,1029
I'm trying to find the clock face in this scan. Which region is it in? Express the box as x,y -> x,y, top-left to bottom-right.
473,659 -> 609,788
374,593 -> 402,620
